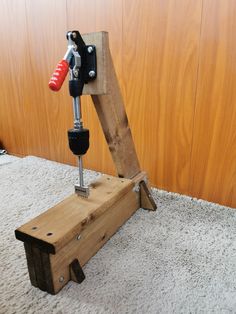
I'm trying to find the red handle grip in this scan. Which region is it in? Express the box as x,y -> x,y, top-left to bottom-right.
48,60 -> 69,91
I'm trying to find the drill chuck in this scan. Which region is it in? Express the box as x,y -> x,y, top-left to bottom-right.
68,128 -> 89,156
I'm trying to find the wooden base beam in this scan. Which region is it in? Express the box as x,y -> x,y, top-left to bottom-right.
15,173 -> 156,294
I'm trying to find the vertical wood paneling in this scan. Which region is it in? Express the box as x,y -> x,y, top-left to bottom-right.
23,0 -> 69,163
123,0 -> 202,194
0,0 -> 28,155
190,0 -> 236,206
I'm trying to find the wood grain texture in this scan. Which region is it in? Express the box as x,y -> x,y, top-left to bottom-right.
16,175 -> 133,253
0,0 -> 28,155
23,0 -> 71,164
123,0 -> 202,194
0,0 -> 235,207
49,187 -> 139,293
82,32 -> 108,95
189,0 -> 236,206
91,33 -> 141,178
16,174 -> 144,293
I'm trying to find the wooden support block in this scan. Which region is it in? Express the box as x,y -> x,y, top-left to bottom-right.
70,259 -> 85,284
23,243 -> 37,287
15,174 -> 155,294
82,32 -> 109,95
140,181 -> 157,211
130,171 -> 157,211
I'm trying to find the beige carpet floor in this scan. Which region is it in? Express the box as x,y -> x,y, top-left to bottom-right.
0,155 -> 235,314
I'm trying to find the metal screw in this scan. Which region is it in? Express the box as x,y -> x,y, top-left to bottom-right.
73,69 -> 79,77
89,70 -> 96,78
87,46 -> 93,53
133,184 -> 140,193
77,234 -> 81,241
59,276 -> 64,283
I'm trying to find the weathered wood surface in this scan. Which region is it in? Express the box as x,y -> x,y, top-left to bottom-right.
91,33 -> 141,179
16,172 -> 156,294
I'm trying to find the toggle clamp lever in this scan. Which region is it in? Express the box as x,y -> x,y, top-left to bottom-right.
49,30 -> 97,198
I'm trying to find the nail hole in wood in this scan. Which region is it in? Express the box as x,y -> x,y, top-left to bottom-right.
32,227 -> 37,230
47,232 -> 53,236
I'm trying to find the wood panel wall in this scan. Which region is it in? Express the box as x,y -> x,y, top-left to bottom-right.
0,0 -> 235,207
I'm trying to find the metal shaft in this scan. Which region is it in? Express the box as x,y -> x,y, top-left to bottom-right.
78,156 -> 84,186
73,96 -> 83,129
72,96 -> 84,187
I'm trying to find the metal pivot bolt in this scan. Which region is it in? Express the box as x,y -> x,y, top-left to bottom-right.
87,46 -> 93,53
89,70 -> 96,78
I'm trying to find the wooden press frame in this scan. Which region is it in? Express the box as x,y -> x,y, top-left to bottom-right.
15,31 -> 156,294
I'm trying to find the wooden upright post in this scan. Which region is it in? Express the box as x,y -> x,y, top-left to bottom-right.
83,32 -> 140,178
92,36 -> 140,178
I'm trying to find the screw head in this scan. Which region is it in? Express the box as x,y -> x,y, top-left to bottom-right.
73,69 -> 79,77
59,276 -> 64,283
87,46 -> 93,53
89,70 -> 96,78
76,234 -> 81,241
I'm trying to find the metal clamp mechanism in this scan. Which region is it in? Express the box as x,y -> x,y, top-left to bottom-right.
49,30 -> 97,198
